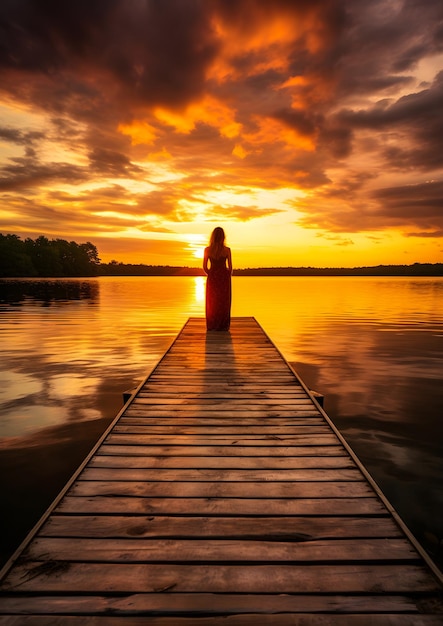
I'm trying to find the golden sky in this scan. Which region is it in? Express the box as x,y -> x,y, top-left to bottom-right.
0,0 -> 442,268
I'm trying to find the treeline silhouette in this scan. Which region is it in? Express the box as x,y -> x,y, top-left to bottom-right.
0,234 -> 100,277
233,263 -> 443,276
99,261 -> 203,276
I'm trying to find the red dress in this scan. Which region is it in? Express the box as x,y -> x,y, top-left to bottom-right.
206,255 -> 231,331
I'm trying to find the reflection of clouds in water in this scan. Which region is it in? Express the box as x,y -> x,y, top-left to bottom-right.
0,405 -> 67,437
294,322 -> 443,424
344,427 -> 422,478
0,371 -> 42,403
49,375 -> 98,400
341,424 -> 443,554
0,278 -> 194,440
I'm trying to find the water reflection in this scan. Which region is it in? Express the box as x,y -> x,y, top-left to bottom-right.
0,278 -> 99,305
194,276 -> 205,303
0,277 -> 201,438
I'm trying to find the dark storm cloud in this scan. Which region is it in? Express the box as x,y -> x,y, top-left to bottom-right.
336,0 -> 443,97
296,177 -> 443,236
0,0 -> 218,110
338,72 -> 443,171
339,72 -> 443,129
120,1 -> 219,108
0,0 -> 117,70
0,0 -> 440,127
273,108 -> 317,138
372,180 -> 443,233
317,123 -> 353,159
0,0 -> 350,121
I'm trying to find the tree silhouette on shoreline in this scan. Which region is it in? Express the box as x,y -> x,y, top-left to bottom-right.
0,234 -> 100,277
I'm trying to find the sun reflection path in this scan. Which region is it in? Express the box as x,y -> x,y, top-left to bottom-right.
194,276 -> 206,303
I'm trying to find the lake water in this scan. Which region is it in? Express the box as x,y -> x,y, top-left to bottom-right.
1,275 -> 442,570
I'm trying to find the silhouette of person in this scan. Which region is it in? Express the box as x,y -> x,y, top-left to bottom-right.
203,227 -> 232,331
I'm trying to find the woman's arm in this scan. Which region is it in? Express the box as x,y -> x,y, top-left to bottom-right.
227,247 -> 232,274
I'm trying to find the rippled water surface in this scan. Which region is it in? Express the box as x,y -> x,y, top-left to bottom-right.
1,276 -> 442,568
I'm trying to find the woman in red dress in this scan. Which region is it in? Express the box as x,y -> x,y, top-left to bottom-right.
203,227 -> 232,331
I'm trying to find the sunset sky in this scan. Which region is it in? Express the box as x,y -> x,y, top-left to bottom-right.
1,0 -> 442,268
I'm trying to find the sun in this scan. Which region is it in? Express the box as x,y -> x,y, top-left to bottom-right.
193,246 -> 205,260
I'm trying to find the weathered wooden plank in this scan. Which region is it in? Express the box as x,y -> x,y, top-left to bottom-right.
79,467 -> 364,482
113,424 -> 330,434
125,404 -> 320,421
25,537 -> 418,563
148,367 -> 294,372
97,443 -> 346,457
161,363 -> 285,368
71,480 -> 372,498
145,374 -> 295,380
88,454 -> 355,469
104,434 -> 338,446
56,495 -> 385,515
2,615 -> 443,625
164,355 -> 281,360
40,515 -> 401,540
153,351 -> 283,355
130,399 -> 315,407
0,593 -> 424,616
2,563 -> 438,594
136,391 -> 308,397
109,421 -> 337,434
97,444 -> 347,457
118,417 -> 326,425
139,384 -> 304,390
135,391 -> 308,398
146,376 -> 298,383
122,409 -> 322,417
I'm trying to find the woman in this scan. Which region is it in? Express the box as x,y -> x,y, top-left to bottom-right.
203,227 -> 232,331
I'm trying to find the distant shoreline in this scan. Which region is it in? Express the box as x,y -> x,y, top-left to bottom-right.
98,262 -> 443,277
2,261 -> 443,279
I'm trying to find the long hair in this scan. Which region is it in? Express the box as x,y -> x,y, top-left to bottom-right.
208,227 -> 226,258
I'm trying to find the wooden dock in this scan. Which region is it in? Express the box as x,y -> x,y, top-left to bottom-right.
0,317 -> 442,624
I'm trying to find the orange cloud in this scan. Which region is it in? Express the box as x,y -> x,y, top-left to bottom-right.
118,120 -> 157,146
154,95 -> 241,139
209,3 -> 337,82
243,116 -> 316,152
